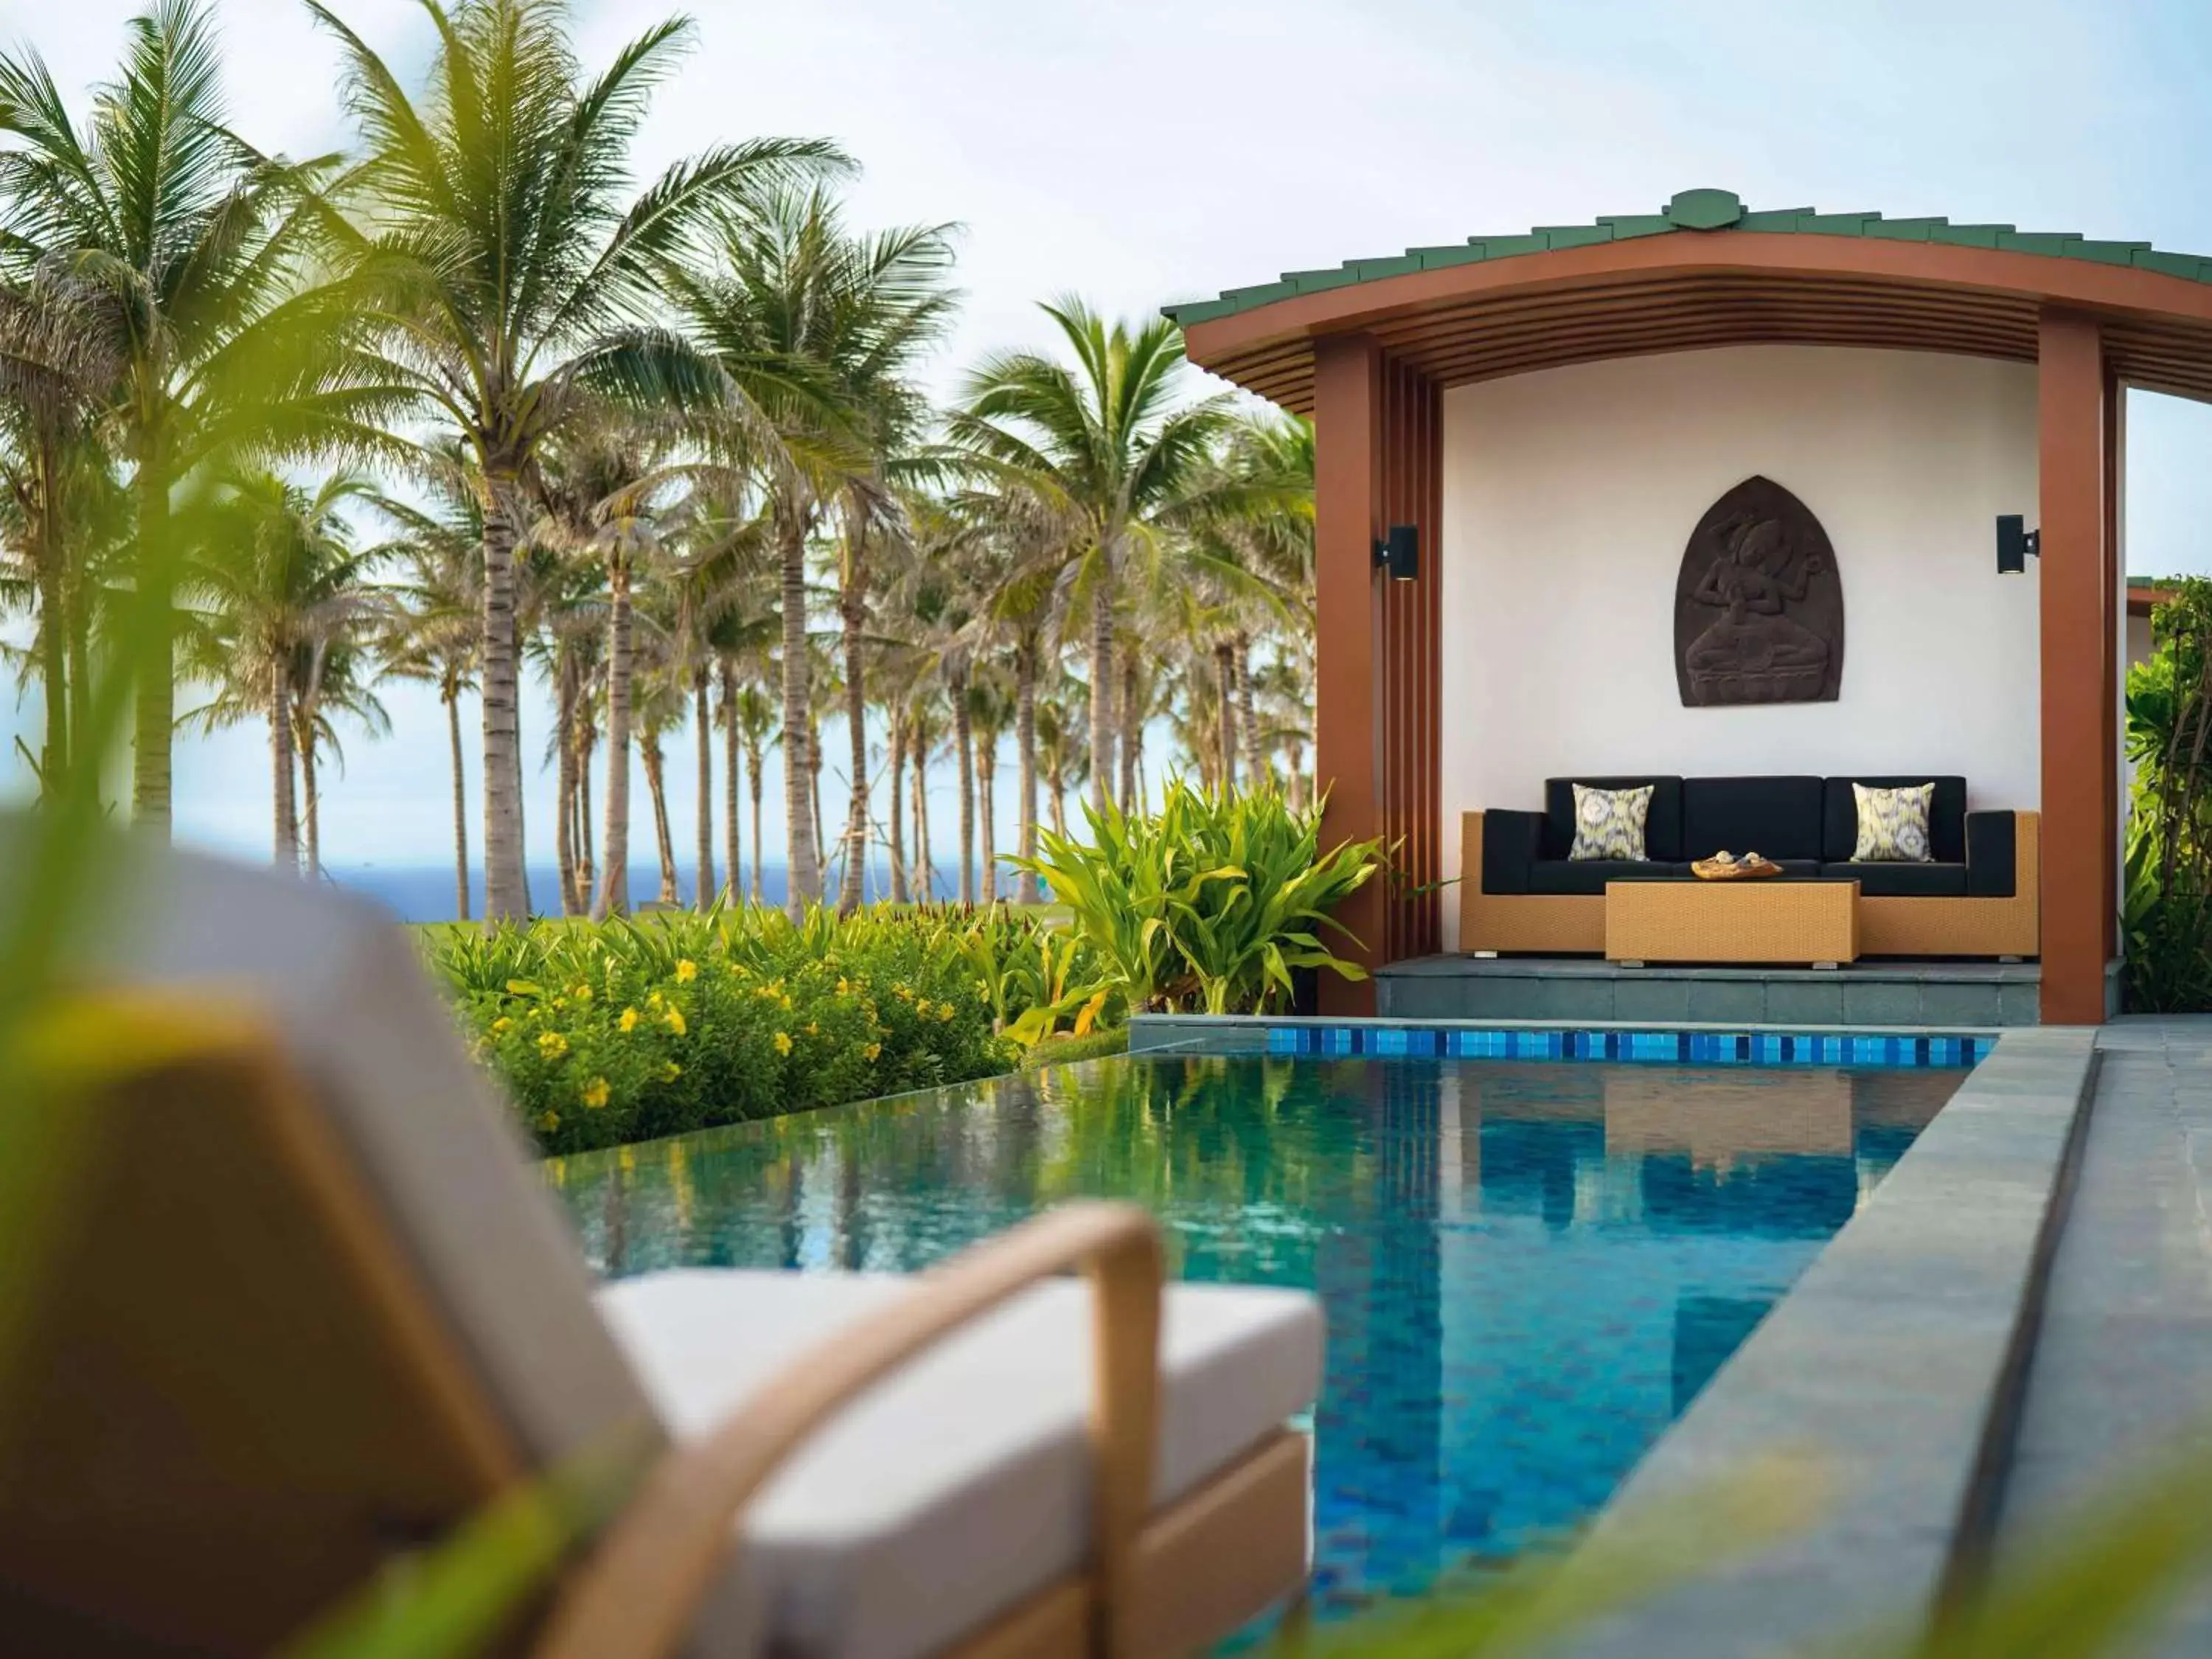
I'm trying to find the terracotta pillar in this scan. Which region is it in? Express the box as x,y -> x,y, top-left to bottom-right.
2038,311 -> 2111,1024
1313,335 -> 1383,1015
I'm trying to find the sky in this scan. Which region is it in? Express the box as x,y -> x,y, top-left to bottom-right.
6,0 -> 2212,879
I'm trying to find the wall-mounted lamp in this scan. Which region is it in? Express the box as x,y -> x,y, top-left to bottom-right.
1996,514 -> 2041,575
1372,524 -> 1419,582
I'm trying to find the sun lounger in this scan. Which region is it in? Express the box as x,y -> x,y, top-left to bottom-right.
0,841 -> 1323,1657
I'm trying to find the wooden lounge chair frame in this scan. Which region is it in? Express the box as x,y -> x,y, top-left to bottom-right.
0,995 -> 1310,1659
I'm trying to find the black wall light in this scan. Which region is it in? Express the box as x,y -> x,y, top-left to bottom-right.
1372,524 -> 1419,582
1996,513 -> 2041,575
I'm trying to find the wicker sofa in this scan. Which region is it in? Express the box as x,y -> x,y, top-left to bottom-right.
1458,774 -> 2039,959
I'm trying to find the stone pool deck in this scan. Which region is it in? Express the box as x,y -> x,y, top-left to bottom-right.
1565,1015 -> 2212,1656
1994,1017 -> 2212,1655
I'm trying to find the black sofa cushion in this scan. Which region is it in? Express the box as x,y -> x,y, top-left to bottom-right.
1543,777 -> 1683,862
1821,860 -> 1969,897
1528,860 -> 1691,896
1681,776 -> 1825,863
1823,776 -> 1966,863
1966,811 -> 2016,898
1481,809 -> 1544,894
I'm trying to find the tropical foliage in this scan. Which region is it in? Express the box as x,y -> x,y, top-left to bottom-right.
0,0 -> 1320,938
1016,780 -> 1382,1016
2124,577 -> 2212,1009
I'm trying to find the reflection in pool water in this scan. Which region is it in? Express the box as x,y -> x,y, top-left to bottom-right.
546,1055 -> 1958,1615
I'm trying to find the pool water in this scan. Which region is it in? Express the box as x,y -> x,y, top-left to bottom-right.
546,1053 -> 1958,1615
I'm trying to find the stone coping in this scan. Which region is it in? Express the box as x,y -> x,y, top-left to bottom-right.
1378,955 -> 2039,984
1129,1012 -> 2003,1054
1557,1026 -> 2100,1657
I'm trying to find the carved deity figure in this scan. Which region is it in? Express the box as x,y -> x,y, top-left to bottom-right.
1683,512 -> 1832,703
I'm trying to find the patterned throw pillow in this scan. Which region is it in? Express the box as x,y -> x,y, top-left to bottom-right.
1568,784 -> 1655,862
1851,782 -> 1935,863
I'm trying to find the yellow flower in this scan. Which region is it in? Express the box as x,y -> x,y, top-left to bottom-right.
863,1042 -> 881,1061
894,985 -> 914,1001
755,985 -> 779,1001
619,1006 -> 640,1033
836,977 -> 852,996
552,996 -> 567,1010
571,983 -> 592,1003
580,1077 -> 611,1109
937,1002 -> 956,1023
675,959 -> 698,983
648,989 -> 664,1008
535,1110 -> 561,1133
773,1031 -> 793,1057
804,1021 -> 819,1036
537,1030 -> 569,1060
492,1016 -> 513,1034
779,994 -> 793,1012
663,1006 -> 688,1037
660,1061 -> 681,1082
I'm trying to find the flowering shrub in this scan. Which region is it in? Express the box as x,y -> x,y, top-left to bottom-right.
430,907 -> 1030,1154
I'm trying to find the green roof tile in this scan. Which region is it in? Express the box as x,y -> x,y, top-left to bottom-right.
1865,217 -> 1947,242
1998,231 -> 2082,257
1411,242 -> 1492,270
1164,193 -> 2212,327
1797,212 -> 1879,235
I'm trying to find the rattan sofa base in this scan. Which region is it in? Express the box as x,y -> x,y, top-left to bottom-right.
1458,810 -> 2042,961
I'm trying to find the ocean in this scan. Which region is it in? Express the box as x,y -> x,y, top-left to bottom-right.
328,862 -> 973,923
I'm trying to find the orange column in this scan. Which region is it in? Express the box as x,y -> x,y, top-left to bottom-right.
2038,311 -> 2111,1023
1314,334 -> 1383,1015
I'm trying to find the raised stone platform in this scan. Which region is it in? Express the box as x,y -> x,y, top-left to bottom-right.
1376,954 -> 2042,1027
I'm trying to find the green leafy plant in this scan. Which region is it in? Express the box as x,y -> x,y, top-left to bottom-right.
2123,577 -> 2212,1010
1012,780 -> 1383,1015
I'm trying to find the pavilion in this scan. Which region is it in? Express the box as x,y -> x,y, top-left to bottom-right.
1168,189 -> 2212,1024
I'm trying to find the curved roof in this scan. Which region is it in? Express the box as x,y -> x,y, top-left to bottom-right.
1166,189 -> 2212,413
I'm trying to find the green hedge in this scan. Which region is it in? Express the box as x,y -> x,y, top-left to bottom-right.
428,908 -> 1026,1154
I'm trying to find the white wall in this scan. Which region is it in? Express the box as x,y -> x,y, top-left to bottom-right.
1439,345 -> 2042,948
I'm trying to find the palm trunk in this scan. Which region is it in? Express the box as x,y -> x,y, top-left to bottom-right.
67,561 -> 94,810
887,706 -> 908,905
446,683 -> 470,922
1046,754 -> 1068,838
1087,581 -> 1115,815
746,740 -> 765,904
1119,655 -> 1141,811
1235,634 -> 1262,787
300,726 -> 321,880
271,661 -> 297,872
693,669 -> 714,908
132,459 -> 174,838
951,668 -> 975,905
777,512 -> 819,917
978,741 -> 998,905
1215,641 -> 1239,792
32,449 -> 66,792
554,648 -> 580,915
592,559 -> 634,921
720,662 -> 742,906
811,715 -> 828,885
838,583 -> 870,915
914,739 -> 933,902
577,716 -> 596,910
1014,638 -> 1040,904
1286,741 -> 1307,814
642,736 -> 678,905
479,470 -> 527,922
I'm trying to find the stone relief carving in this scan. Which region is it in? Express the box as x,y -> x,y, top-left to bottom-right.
1674,476 -> 1844,706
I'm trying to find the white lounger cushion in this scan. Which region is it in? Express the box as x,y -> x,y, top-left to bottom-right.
599,1269 -> 1323,1659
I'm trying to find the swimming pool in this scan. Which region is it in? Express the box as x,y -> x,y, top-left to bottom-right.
547,1052 -> 1960,1615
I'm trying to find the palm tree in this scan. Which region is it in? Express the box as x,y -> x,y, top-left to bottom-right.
1,0 -> 380,835
312,0 -> 842,922
664,188 -> 956,917
291,633 -> 391,880
183,470 -> 383,869
952,299 -> 1231,816
1034,677 -> 1088,838
0,266 -> 122,796
730,681 -> 779,904
378,495 -> 480,920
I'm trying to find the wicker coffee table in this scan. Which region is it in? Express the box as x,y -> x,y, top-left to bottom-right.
1604,879 -> 1860,967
